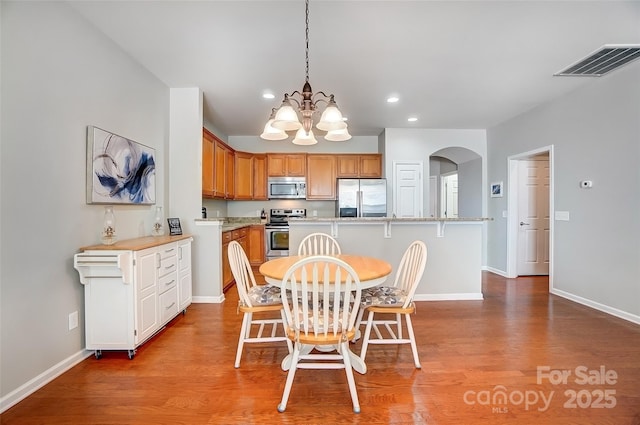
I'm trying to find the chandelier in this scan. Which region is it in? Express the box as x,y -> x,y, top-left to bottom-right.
260,0 -> 351,145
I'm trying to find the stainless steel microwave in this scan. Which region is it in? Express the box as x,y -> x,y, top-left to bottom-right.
268,177 -> 306,199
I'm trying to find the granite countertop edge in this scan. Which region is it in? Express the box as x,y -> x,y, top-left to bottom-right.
290,217 -> 493,223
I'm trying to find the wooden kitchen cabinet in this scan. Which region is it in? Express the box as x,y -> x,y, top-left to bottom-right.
221,232 -> 232,293
248,225 -> 265,265
306,154 -> 337,200
202,130 -> 215,197
359,154 -> 382,177
226,149 -> 235,199
222,226 -> 249,292
234,151 -> 254,200
267,153 -> 306,177
336,154 -> 382,178
253,154 -> 268,200
235,152 -> 267,200
203,128 -> 235,199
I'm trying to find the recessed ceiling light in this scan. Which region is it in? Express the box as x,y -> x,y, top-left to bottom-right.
408,117 -> 418,122
263,92 -> 275,99
387,96 -> 399,103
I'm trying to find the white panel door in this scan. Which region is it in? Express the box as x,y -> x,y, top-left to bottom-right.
441,173 -> 458,218
517,159 -> 550,275
393,161 -> 423,217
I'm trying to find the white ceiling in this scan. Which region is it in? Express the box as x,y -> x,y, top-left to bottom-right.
68,1 -> 640,138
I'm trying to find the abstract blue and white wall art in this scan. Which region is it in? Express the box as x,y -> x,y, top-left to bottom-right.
87,126 -> 156,204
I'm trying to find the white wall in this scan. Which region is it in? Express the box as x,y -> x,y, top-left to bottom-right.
380,128 -> 487,218
229,135 -> 379,154
486,61 -> 640,320
1,1 -> 169,406
458,158 -> 483,217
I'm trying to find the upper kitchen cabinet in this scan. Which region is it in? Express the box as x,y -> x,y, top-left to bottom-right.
336,154 -> 382,178
202,130 -> 214,197
234,152 -> 253,200
203,128 -> 234,199
234,152 -> 267,200
306,154 -> 336,200
253,154 -> 268,200
226,149 -> 235,199
267,153 -> 306,177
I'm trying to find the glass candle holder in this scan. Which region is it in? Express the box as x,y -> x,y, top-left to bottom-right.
152,206 -> 163,236
101,206 -> 117,245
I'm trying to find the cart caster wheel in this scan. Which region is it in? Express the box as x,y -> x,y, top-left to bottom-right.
94,350 -> 102,360
127,350 -> 135,360
182,308 -> 187,315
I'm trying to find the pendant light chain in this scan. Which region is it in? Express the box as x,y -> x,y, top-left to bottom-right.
305,0 -> 310,83
259,0 -> 351,143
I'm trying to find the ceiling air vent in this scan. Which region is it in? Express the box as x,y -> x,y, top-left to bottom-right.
555,44 -> 640,77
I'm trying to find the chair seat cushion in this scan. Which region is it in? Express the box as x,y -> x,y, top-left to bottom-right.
248,284 -> 282,305
293,305 -> 345,334
361,286 -> 408,307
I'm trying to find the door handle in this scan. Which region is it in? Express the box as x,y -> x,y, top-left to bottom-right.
520,221 -> 530,226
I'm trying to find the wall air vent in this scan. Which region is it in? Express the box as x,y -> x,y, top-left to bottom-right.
554,44 -> 640,77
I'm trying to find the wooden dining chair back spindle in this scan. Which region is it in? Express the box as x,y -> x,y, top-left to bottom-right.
359,240 -> 427,368
278,255 -> 363,414
228,240 -> 292,368
297,232 -> 341,256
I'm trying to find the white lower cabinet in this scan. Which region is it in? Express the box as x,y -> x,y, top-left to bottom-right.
74,235 -> 193,359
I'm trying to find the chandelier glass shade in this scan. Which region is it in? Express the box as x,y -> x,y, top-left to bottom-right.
259,0 -> 351,144
260,109 -> 288,141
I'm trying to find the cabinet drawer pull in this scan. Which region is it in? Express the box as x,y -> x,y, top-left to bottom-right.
165,248 -> 175,253
165,280 -> 175,286
165,302 -> 176,310
165,264 -> 175,270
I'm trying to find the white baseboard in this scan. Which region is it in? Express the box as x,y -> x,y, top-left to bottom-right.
414,293 -> 484,301
483,266 -> 509,277
551,288 -> 640,325
192,295 -> 225,303
0,349 -> 93,414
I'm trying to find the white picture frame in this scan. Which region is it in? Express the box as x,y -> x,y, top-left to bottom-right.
491,181 -> 503,198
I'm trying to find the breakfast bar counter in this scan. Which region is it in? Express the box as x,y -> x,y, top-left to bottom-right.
288,217 -> 492,301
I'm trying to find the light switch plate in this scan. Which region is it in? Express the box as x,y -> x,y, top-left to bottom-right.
555,211 -> 570,221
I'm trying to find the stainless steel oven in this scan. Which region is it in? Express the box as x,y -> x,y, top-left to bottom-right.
265,208 -> 306,260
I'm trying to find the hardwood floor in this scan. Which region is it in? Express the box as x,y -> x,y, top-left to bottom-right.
2,272 -> 640,424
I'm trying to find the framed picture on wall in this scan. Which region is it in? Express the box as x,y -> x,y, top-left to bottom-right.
167,218 -> 182,235
491,181 -> 503,198
86,126 -> 156,205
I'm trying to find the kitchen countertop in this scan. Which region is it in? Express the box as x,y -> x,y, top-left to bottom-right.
221,223 -> 261,232
290,216 -> 492,223
194,218 -> 265,232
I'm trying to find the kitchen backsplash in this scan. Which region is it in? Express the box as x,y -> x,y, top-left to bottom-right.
205,199 -> 336,218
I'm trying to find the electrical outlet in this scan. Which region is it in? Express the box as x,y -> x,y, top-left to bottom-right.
68,311 -> 78,330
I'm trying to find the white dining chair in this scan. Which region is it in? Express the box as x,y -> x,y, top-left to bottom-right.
358,240 -> 427,369
297,232 -> 341,256
228,240 -> 292,368
277,255 -> 363,414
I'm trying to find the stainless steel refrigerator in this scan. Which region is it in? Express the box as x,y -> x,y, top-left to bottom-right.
336,178 -> 387,217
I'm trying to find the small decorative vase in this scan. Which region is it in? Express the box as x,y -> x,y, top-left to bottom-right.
101,206 -> 117,245
152,206 -> 163,237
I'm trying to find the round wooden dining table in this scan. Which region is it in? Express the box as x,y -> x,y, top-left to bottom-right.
259,254 -> 392,289
259,254 -> 392,375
